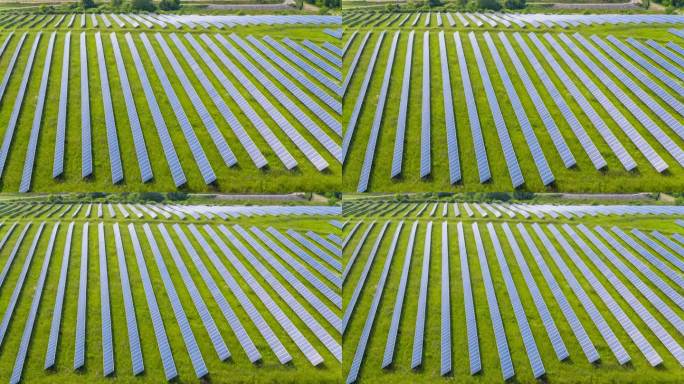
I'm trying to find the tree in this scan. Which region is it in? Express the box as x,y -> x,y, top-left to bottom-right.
81,0 -> 96,9
111,0 -> 123,7
504,0 -> 525,9
131,0 -> 156,11
478,0 -> 502,10
159,0 -> 181,10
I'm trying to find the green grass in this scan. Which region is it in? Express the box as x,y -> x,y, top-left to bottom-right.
0,17 -> 341,193
342,17 -> 684,193
0,203 -> 341,383
342,203 -> 684,383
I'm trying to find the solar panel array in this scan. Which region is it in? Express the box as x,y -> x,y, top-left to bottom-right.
343,27 -> 684,190
343,213 -> 684,382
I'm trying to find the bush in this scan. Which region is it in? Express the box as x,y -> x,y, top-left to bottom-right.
504,0 -> 525,9
159,0 -> 181,11
166,192 -> 189,201
478,0 -> 502,10
139,192 -> 165,202
131,0 -> 156,11
81,0 -> 96,8
111,0 -> 123,7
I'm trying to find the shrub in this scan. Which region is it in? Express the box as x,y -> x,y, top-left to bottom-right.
478,0 -> 502,10
81,0 -> 96,9
159,0 -> 181,11
504,0 -> 525,9
131,0 -> 156,11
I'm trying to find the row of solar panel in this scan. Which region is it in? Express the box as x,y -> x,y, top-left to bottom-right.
0,221 -> 341,382
343,220 -> 684,383
0,31 -> 341,191
346,11 -> 684,28
343,30 -> 683,189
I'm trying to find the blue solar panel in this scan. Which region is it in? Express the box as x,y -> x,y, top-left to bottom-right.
266,36 -> 340,92
346,222 -> 403,383
411,221 -> 432,369
469,32 -> 523,188
420,31 -> 431,179
45,222 -> 73,368
80,33 -> 92,178
0,33 -> 25,108
112,224 -> 144,375
19,32 -> 55,192
142,224 -> 208,378
52,31 -> 71,178
487,223 -> 545,378
391,31 -> 414,178
74,223 -> 88,370
527,33 -> 635,171
268,227 -> 339,286
439,31 -> 461,184
457,222 -> 481,374
0,33 -> 41,180
358,31 -> 399,192
127,224 -> 178,380
97,224 -> 115,376
472,223 -> 514,380
10,223 -> 58,384
440,222 -> 451,375
123,33 -> 187,187
631,229 -> 684,271
531,223 -> 629,364
343,221 -> 389,333
191,226 -> 292,364
109,33 -> 153,182
342,32 -> 385,164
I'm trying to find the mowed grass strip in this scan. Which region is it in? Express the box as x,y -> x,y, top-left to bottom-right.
0,213 -> 341,384
0,22 -> 341,193
342,214 -> 684,383
342,23 -> 684,193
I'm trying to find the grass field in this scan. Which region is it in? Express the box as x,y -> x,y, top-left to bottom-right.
0,200 -> 341,383
342,14 -> 684,193
0,15 -> 341,193
342,198 -> 684,383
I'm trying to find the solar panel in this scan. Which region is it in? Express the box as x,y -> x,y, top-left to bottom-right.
215,37 -> 336,165
127,224 -> 177,380
191,226 -> 292,363
631,229 -> 684,271
191,34 -> 317,170
220,225 -> 339,361
579,225 -> 684,335
438,32 -> 461,184
53,31 -> 70,178
469,32 -> 523,187
608,35 -> 684,96
612,227 -> 683,286
564,225 -> 683,365
95,32 -> 125,184
553,225 -> 663,366
112,224 -> 144,375
235,225 -> 339,331
343,221 -> 390,333
358,31 -> 399,192
346,222 -> 403,383
342,32 -> 385,164
472,223 -> 514,380
67,14 -> 75,27
440,222 -> 452,375
54,14 -> 65,27
0,33 -> 41,179
455,222 -> 481,374
411,221 -> 432,369
208,225 -> 324,364
9,223 -> 57,384
527,33 -> 635,170
452,32 -> 491,182
302,39 -> 342,67
267,36 -> 340,92
487,224 -> 545,377
123,33 -> 186,187
306,230 -> 340,256
142,224 -> 208,377
139,33 -> 216,184
0,33 -> 25,107
630,38 -> 684,79
97,224 -> 115,376
651,230 -> 684,258
498,32 -> 576,169
251,226 -> 340,308
268,227 -> 339,286
591,36 -> 684,117
232,35 -> 341,135
390,31 -> 414,178
19,32 -> 55,192
546,33 -> 670,171
157,224 -> 231,362
80,33 -> 92,178
109,33 -> 153,182
73,223 -> 89,370
420,31 -> 431,178
561,34 -> 684,166
531,223 -> 630,364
